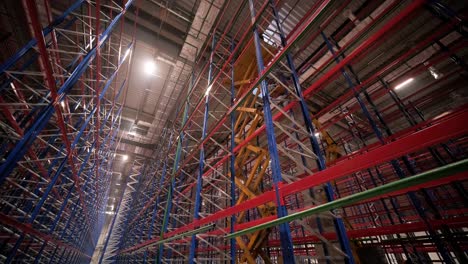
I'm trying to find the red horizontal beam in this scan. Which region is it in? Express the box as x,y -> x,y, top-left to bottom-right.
136,1 -> 425,230
128,0 -> 282,225
24,0 -> 91,228
0,213 -> 90,258
280,108 -> 468,196
150,3 -> 334,206
133,216 -> 468,255
315,21 -> 456,119
207,172 -> 468,238
269,216 -> 468,245
120,108 -> 468,253
172,0 -> 427,201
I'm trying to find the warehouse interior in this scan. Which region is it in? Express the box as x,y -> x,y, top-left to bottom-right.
0,0 -> 467,263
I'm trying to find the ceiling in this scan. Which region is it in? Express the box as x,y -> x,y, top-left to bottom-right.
107,0 -> 225,211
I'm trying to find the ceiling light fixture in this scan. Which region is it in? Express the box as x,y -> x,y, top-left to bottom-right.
128,126 -> 136,136
123,48 -> 131,60
428,66 -> 442,80
252,87 -> 263,98
60,101 -> 65,107
205,84 -> 213,96
122,154 -> 128,161
394,78 -> 414,90
144,60 -> 156,75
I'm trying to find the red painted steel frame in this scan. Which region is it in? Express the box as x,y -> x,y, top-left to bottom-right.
127,0 -> 287,225
260,215 -> 468,246
152,5 -> 423,221
143,0 -> 333,217
120,107 -> 468,252
24,0 -> 91,228
0,213 -> 91,259
161,215 -> 468,252
94,0 -> 102,205
115,1 -> 468,262
174,0 -> 425,202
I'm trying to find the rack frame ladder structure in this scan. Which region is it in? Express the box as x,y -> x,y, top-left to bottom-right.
0,0 -> 136,263
98,0 -> 468,263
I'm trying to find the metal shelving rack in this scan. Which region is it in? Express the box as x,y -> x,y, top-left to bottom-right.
108,0 -> 467,263
1,0 -> 467,264
0,0 -> 135,263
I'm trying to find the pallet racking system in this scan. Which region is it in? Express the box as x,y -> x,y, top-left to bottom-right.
1,0 -> 467,263
0,0 -> 135,262
107,0 -> 467,263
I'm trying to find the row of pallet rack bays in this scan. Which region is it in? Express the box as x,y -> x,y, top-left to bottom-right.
0,0 -> 468,263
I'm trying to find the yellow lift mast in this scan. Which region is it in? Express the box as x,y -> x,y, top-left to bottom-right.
230,42 -> 277,264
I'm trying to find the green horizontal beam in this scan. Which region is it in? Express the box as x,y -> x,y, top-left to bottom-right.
226,158 -> 468,239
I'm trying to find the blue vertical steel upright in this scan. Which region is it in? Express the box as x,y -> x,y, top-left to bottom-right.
248,0 -> 295,262
188,34 -> 217,263
0,0 -> 134,181
158,72 -> 196,263
320,30 -> 454,263
229,38 -> 237,264
0,0 -> 134,262
157,131 -> 175,263
268,1 -> 356,263
142,160 -> 164,263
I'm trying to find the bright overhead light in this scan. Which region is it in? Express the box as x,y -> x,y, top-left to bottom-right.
144,60 -> 156,75
60,101 -> 65,107
122,154 -> 128,161
314,132 -> 320,138
252,87 -> 263,98
128,128 -> 136,136
394,78 -> 414,90
123,48 -> 131,60
428,66 -> 442,80
128,124 -> 137,136
205,84 -> 213,96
